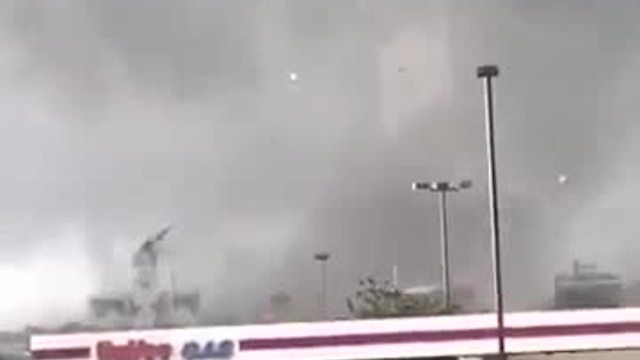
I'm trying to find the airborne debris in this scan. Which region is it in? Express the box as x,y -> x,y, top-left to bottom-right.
558,174 -> 568,185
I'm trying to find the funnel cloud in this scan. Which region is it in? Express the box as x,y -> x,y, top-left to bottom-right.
0,0 -> 639,329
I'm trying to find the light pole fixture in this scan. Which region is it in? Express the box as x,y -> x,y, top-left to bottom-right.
314,252 -> 331,320
477,64 -> 506,358
411,180 -> 472,309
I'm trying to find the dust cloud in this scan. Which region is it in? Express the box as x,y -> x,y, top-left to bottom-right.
0,0 -> 639,329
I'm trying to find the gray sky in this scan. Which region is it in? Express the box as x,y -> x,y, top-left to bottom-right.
1,0 -> 640,329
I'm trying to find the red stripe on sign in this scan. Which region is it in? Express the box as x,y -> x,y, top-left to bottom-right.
239,321 -> 640,350
32,348 -> 91,360
509,321 -> 640,337
240,328 -> 494,350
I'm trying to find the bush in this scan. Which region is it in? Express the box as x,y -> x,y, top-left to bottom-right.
346,277 -> 459,319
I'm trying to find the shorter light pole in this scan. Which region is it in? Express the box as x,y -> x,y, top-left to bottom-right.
314,252 -> 331,319
412,180 -> 472,309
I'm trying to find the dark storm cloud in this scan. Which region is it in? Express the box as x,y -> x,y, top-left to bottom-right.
1,0 -> 640,328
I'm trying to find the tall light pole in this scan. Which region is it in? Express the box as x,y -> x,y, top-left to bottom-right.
412,180 -> 472,309
477,64 -> 506,358
314,252 -> 330,320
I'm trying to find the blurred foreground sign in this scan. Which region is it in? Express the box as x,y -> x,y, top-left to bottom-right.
30,308 -> 640,360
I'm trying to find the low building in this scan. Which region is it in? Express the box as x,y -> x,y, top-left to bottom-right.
554,261 -> 623,310
89,290 -> 199,330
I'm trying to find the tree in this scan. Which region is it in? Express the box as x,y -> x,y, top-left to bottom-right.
346,277 -> 459,319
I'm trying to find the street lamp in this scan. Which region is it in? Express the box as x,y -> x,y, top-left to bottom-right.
411,180 -> 472,309
314,252 -> 331,320
477,64 -> 506,358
